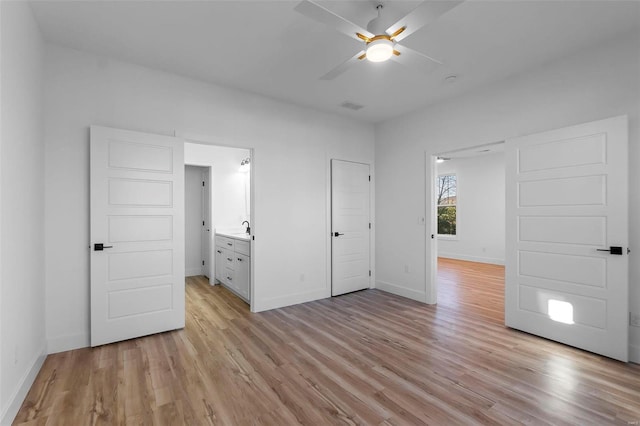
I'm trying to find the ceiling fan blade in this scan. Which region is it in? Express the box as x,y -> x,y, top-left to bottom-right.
319,50 -> 366,80
295,0 -> 374,42
391,44 -> 442,75
386,1 -> 463,42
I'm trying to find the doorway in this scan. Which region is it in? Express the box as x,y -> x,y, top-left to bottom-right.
428,116 -> 629,362
184,140 -> 253,309
433,143 -> 506,323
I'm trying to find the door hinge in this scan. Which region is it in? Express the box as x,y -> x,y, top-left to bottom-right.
369,270 -> 371,277
369,223 -> 371,229
202,260 -> 205,266
202,181 -> 205,186
203,220 -> 205,226
368,175 -> 371,182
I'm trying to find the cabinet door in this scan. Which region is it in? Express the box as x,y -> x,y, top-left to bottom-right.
214,247 -> 224,283
235,253 -> 250,301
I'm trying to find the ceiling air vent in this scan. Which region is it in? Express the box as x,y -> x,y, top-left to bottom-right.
340,101 -> 365,111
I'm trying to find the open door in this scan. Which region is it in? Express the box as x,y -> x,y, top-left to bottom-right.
201,168 -> 211,278
90,126 -> 185,347
505,116 -> 628,361
331,159 -> 371,296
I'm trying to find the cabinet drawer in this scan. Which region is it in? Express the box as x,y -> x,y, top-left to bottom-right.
235,240 -> 250,256
216,236 -> 234,250
223,268 -> 236,289
223,249 -> 235,269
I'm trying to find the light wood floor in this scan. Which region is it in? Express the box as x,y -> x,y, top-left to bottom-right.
437,257 -> 505,324
15,265 -> 640,425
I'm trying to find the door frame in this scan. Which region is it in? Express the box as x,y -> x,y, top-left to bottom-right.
426,141 -> 506,304
177,131 -> 255,312
328,158 -> 375,297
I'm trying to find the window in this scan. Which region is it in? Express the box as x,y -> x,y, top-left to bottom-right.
437,174 -> 457,236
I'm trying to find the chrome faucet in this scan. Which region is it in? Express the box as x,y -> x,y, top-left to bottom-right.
242,221 -> 250,235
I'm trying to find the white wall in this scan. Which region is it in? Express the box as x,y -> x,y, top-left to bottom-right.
185,143 -> 251,232
375,32 -> 640,361
437,153 -> 505,265
44,45 -> 375,353
0,2 -> 47,424
185,166 -> 205,277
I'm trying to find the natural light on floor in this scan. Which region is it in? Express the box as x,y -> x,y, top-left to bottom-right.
548,299 -> 574,324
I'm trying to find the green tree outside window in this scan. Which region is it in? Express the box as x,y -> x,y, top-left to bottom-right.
437,174 -> 456,235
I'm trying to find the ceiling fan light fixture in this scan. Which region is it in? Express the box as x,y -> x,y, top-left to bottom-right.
366,38 -> 394,62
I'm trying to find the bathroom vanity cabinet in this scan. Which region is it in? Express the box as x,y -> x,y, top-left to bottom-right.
215,233 -> 250,303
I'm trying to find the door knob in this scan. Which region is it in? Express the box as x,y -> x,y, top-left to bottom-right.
334,232 -> 344,237
94,243 -> 113,251
596,246 -> 623,255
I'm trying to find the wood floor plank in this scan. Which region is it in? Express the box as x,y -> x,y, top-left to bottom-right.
14,267 -> 640,425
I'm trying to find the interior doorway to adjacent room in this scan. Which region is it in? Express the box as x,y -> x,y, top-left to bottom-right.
184,140 -> 253,310
433,142 -> 506,323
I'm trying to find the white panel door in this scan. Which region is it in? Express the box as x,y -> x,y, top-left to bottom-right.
90,125 -> 185,347
505,115 -> 628,361
201,169 -> 210,278
332,160 -> 370,296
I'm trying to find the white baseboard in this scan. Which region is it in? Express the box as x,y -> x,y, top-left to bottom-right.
630,343 -> 640,364
253,288 -> 328,312
0,343 -> 47,426
47,333 -> 89,354
376,280 -> 427,303
185,267 -> 203,277
439,253 -> 505,266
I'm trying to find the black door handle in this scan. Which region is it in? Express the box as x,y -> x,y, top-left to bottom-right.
94,243 -> 113,251
597,246 -> 623,255
334,232 -> 344,237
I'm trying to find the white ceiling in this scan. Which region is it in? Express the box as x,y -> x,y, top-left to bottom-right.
30,0 -> 640,123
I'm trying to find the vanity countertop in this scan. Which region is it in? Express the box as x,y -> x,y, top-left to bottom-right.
215,231 -> 251,241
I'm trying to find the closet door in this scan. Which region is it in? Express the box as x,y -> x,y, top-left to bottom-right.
331,159 -> 371,296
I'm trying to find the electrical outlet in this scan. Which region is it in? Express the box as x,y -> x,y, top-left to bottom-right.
630,313 -> 640,327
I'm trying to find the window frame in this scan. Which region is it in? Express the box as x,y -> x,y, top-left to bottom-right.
436,173 -> 458,240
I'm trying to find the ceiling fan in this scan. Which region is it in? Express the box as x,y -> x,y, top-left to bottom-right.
294,0 -> 463,80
